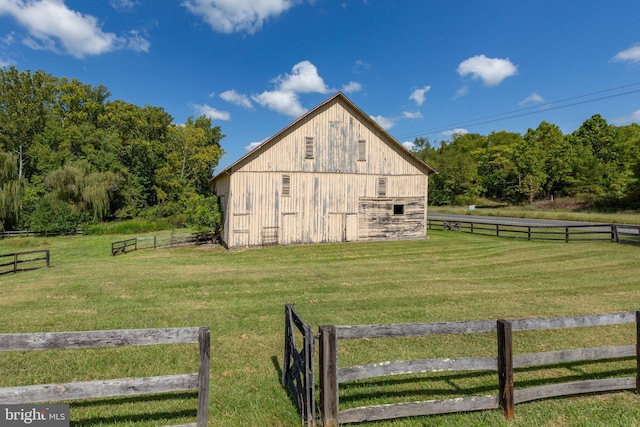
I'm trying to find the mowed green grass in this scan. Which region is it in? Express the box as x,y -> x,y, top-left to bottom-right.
0,230 -> 639,426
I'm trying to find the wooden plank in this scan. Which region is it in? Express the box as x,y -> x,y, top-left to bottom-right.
513,345 -> 636,368
514,377 -> 636,404
338,395 -> 499,424
319,325 -> 338,427
196,327 -> 210,427
335,319 -> 496,340
636,311 -> 640,394
0,374 -> 199,404
497,320 -> 514,419
338,357 -> 497,383
509,311 -> 635,331
0,327 -> 201,351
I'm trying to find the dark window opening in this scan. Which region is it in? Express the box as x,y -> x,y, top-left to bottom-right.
393,204 -> 404,215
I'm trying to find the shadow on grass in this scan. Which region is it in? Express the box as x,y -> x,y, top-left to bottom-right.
69,392 -> 197,426
339,358 -> 636,406
271,355 -> 305,420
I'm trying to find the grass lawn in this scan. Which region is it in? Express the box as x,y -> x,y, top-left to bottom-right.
0,230 -> 639,426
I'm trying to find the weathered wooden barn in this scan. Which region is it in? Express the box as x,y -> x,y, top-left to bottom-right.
210,92 -> 436,248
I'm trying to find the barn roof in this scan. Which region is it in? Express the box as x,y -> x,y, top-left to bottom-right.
211,92 -> 437,180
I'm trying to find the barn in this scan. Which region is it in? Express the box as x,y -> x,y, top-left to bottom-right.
210,92 -> 437,248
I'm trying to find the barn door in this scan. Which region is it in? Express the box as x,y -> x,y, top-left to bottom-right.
281,213 -> 299,245
233,213 -> 250,246
345,213 -> 358,241
327,213 -> 344,243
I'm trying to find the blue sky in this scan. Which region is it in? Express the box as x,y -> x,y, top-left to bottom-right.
1,0 -> 640,172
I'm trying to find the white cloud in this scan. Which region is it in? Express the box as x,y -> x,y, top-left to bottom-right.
613,44 -> 640,63
220,89 -> 254,109
182,0 -> 299,34
274,60 -> 330,94
126,29 -> 150,53
371,115 -> 395,130
441,128 -> 469,137
613,109 -> 640,125
353,59 -> 371,74
1,31 -> 15,45
518,92 -> 545,107
0,0 -> 148,57
402,111 -> 422,119
453,86 -> 469,99
457,54 -> 518,86
410,85 -> 431,106
402,141 -> 414,151
251,60 -> 331,117
193,103 -> 231,121
110,0 -> 139,12
252,90 -> 306,117
341,81 -> 361,94
245,140 -> 263,152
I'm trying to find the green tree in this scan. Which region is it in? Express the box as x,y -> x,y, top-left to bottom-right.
185,195 -> 222,233
0,151 -> 24,230
429,145 -> 481,206
0,66 -> 54,179
44,160 -> 120,222
158,116 -> 224,203
482,131 -> 521,202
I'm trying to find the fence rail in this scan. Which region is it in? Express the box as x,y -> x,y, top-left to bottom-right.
0,250 -> 50,275
0,326 -> 211,427
318,311 -> 639,426
429,218 -> 640,244
111,231 -> 214,256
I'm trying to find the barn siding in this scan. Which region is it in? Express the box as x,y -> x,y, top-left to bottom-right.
358,197 -> 425,241
211,93 -> 434,248
223,172 -> 426,247
233,101 -> 426,176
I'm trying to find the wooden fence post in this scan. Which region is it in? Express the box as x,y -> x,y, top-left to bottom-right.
45,250 -> 50,268
612,224 -> 619,243
320,325 -> 338,427
565,227 -> 570,243
13,253 -> 18,273
636,311 -> 639,395
497,319 -> 514,419
197,327 -> 211,427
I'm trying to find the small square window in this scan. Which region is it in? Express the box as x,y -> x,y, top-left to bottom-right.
305,137 -> 314,159
282,175 -> 290,196
393,204 -> 404,215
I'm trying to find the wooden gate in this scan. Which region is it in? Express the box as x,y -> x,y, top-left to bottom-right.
283,304 -> 316,426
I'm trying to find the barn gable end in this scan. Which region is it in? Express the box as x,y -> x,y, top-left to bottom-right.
211,92 -> 436,248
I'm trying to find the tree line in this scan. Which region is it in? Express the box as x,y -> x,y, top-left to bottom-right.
412,116 -> 640,208
0,66 -> 223,232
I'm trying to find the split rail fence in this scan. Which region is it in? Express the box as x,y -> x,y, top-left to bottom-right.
428,218 -> 640,244
111,231 -> 214,255
0,250 -> 50,275
0,326 -> 211,427
316,310 -> 639,426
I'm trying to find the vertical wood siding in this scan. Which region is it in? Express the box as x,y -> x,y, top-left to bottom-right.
212,95 -> 432,247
